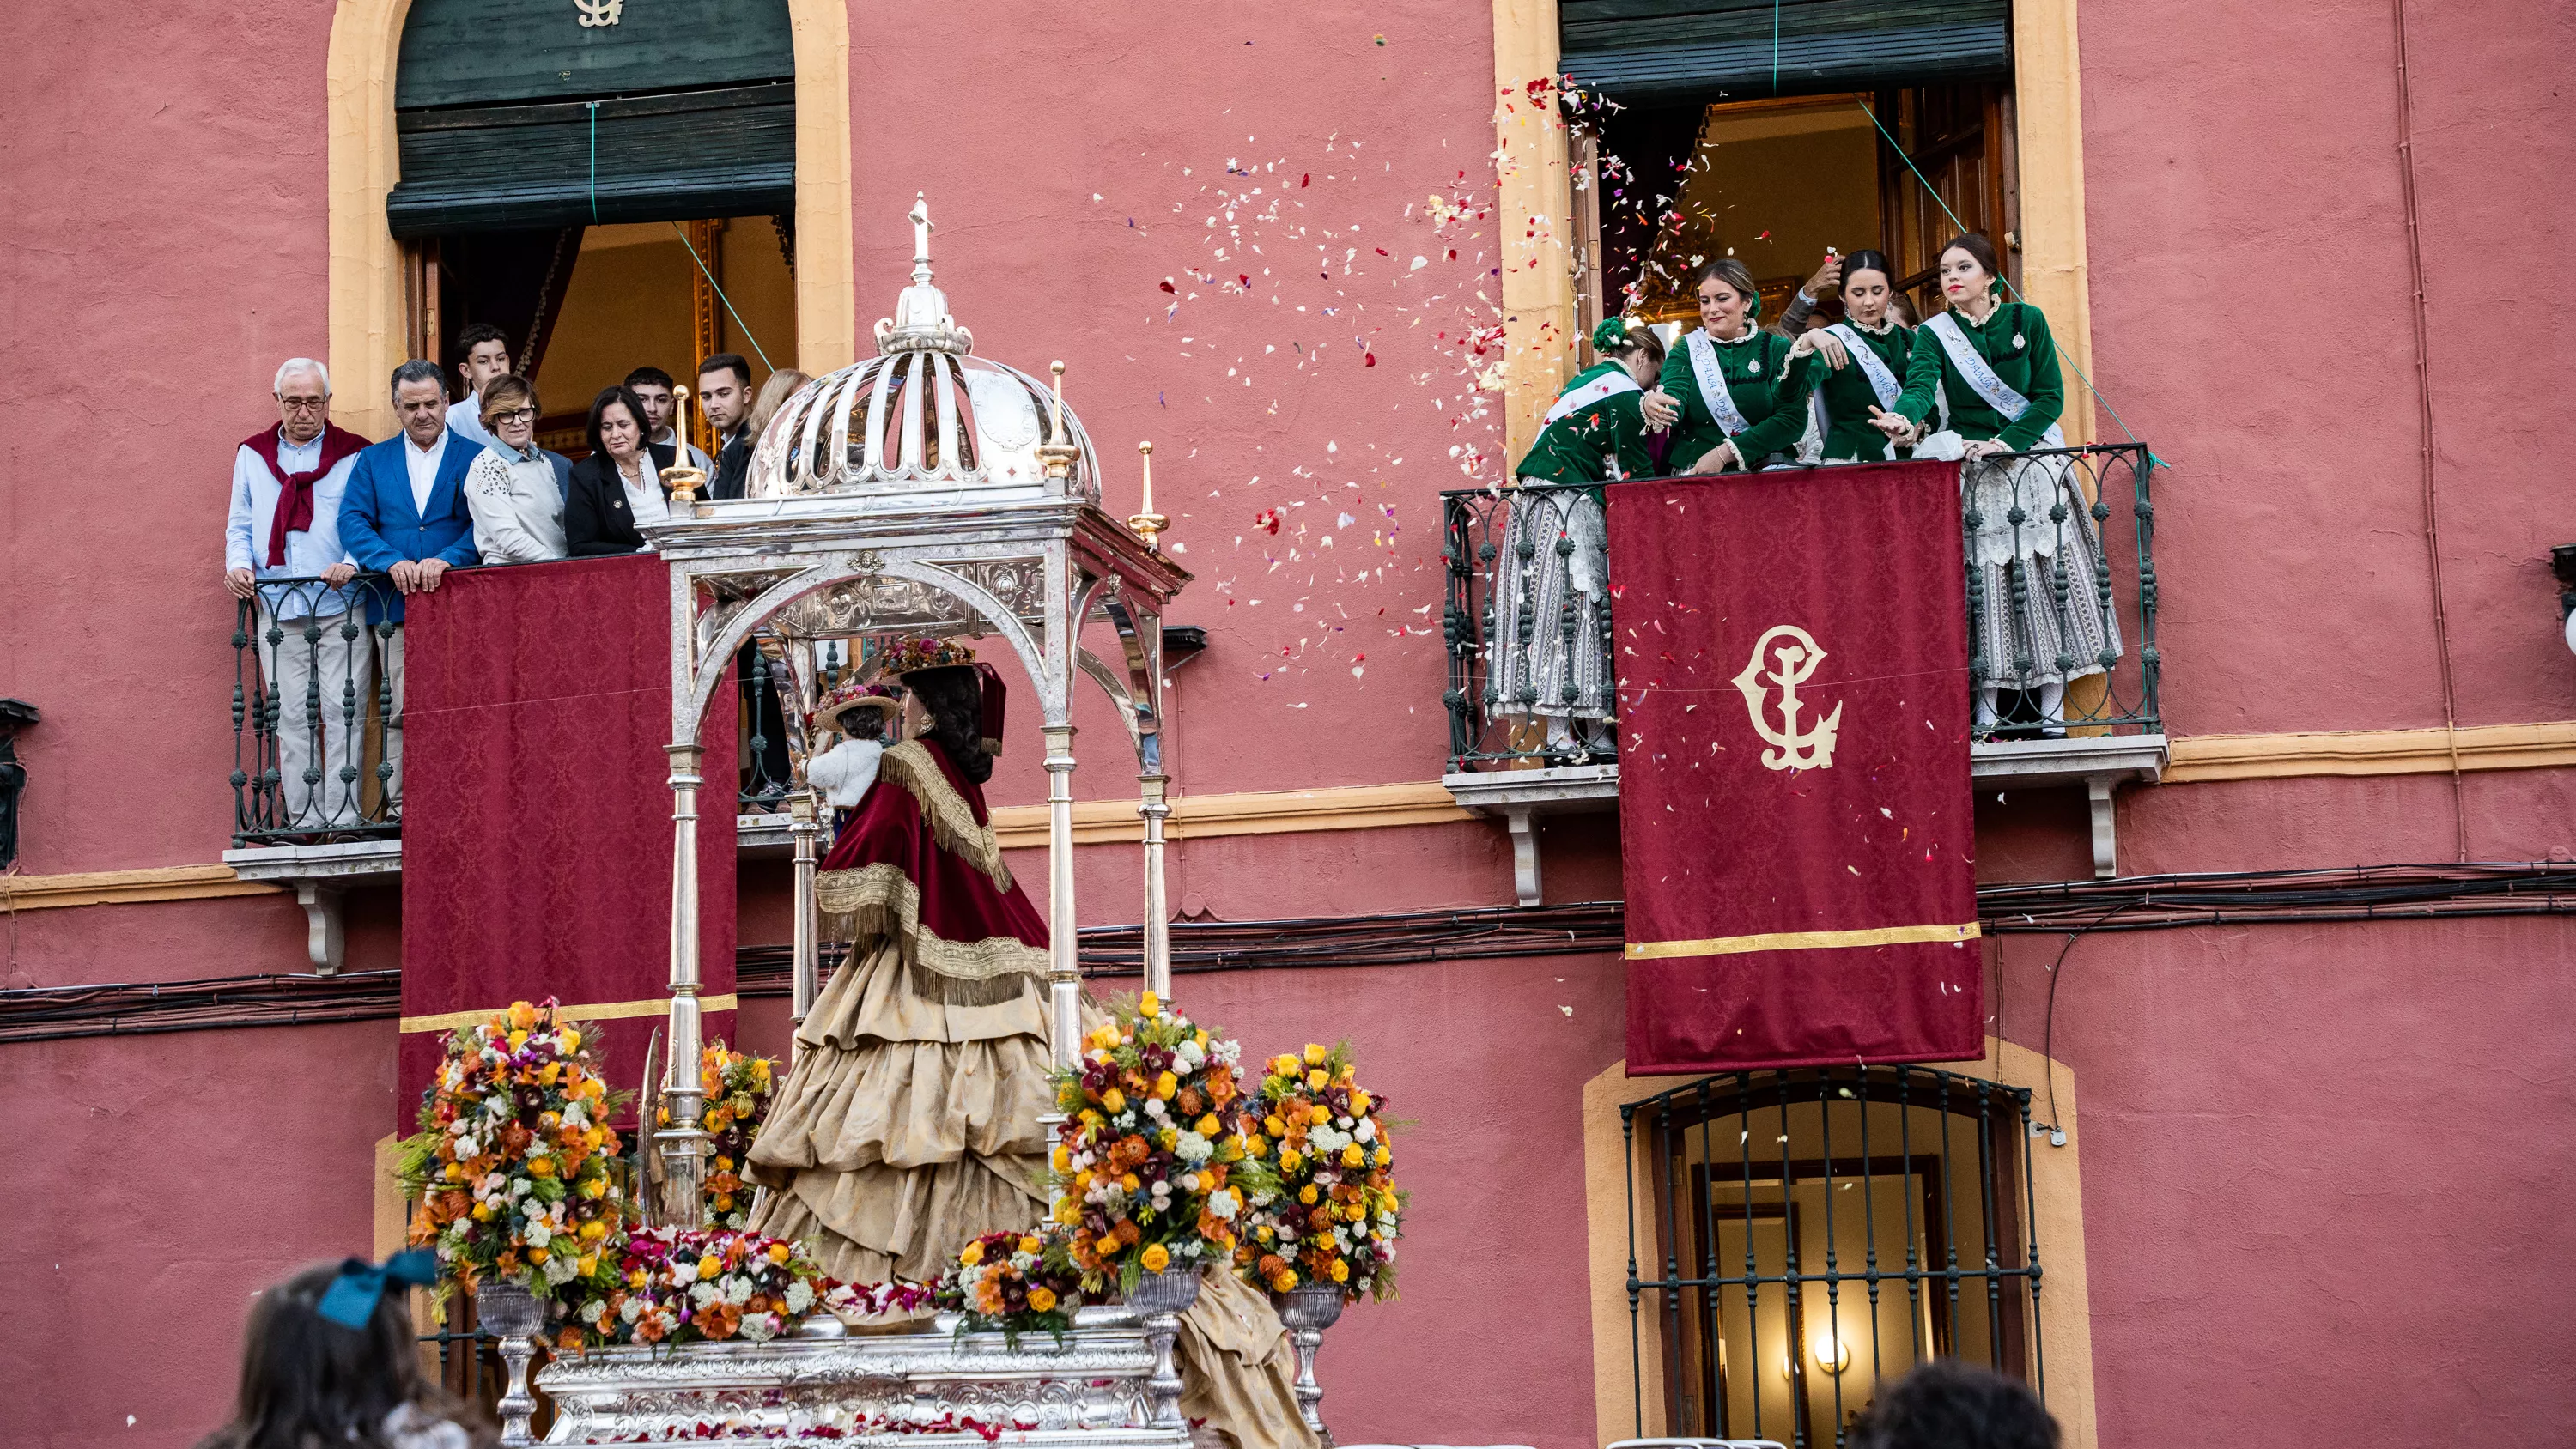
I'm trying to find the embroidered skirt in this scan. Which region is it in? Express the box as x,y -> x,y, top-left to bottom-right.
1955,450 -> 2124,689
1485,484 -> 1611,721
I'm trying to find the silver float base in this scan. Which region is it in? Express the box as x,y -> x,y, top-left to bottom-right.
533,1307 -> 1193,1446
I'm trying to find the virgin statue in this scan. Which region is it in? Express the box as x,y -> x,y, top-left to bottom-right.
747,637 -> 1315,1449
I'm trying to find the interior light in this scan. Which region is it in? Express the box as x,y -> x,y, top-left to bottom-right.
1810,1331 -> 1850,1375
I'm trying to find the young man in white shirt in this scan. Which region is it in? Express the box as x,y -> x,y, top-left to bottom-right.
445,324 -> 512,450
224,359 -> 372,829
624,367 -> 714,473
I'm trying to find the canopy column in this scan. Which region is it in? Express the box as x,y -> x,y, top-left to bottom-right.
1139,773 -> 1172,999
654,742 -> 709,1228
788,789 -> 821,1058
1044,724 -> 1081,1068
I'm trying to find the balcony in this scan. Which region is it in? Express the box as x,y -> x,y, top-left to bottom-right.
1439,444 -> 2166,900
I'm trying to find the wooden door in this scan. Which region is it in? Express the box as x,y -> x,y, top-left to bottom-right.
1874,83 -> 2018,317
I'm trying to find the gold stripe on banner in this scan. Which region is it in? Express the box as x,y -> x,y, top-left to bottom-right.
1626,922 -> 1982,960
398,995 -> 740,1034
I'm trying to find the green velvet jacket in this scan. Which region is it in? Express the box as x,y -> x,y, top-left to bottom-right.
1893,300 -> 2065,450
1777,321 -> 1917,464
1514,362 -> 1657,485
1656,328 -> 1804,469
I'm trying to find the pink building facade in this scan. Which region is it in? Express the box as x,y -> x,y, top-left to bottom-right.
3,2 -> 2571,1446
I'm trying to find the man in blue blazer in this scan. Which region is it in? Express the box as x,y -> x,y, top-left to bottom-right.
337,358 -> 482,807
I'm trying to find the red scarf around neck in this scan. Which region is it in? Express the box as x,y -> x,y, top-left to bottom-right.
244,423 -> 369,567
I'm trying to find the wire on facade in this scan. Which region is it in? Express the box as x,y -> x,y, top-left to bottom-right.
671,222 -> 775,373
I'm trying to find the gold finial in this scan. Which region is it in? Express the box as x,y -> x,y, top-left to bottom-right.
1127,440 -> 1168,552
1035,360 -> 1078,484
662,382 -> 709,506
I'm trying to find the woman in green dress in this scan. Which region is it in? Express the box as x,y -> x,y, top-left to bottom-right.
1777,249 -> 1916,464
1486,318 -> 1667,757
1641,258 -> 1811,473
1872,233 -> 2123,736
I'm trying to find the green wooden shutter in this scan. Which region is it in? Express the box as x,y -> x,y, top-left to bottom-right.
1558,0 -> 2012,104
389,0 -> 794,238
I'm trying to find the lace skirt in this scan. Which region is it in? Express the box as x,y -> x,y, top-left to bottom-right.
1952,448 -> 2124,688
1485,485 -> 1611,721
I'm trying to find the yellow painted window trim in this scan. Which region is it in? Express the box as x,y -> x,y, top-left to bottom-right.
1580,1040 -> 2100,1449
325,0 -> 854,440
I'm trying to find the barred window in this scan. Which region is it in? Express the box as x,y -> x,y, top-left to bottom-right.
1621,1065 -> 2044,1448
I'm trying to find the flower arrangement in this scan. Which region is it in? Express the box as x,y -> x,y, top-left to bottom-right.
558,1226 -> 835,1349
664,1041 -> 777,1229
398,1000 -> 632,1309
934,1228 -> 1084,1346
1232,1042 -> 1404,1302
1047,992 -> 1271,1295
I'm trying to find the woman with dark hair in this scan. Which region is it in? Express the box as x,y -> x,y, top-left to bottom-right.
1489,317 -> 1668,759
1641,258 -> 1812,473
1876,233 -> 2122,735
195,1253 -> 489,1449
563,385 -> 678,556
1777,248 -> 1917,464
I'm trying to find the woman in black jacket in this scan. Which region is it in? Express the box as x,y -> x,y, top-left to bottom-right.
564,385 -> 678,555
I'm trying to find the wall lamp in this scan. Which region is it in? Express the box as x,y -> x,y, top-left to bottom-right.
2554,545 -> 2576,656
0,698 -> 36,871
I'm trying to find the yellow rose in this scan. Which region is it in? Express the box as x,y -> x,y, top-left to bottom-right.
442,1163 -> 464,1182
768,1242 -> 792,1264
1157,1129 -> 1180,1151
696,1255 -> 722,1281
1271,1270 -> 1297,1293
1244,1135 -> 1268,1157
629,1269 -> 649,1288
577,1253 -> 598,1276
1074,1170 -> 1095,1191
1348,1090 -> 1370,1115
1269,1055 -> 1298,1077
1140,1244 -> 1171,1273
1139,991 -> 1162,1017
1264,1115 -> 1286,1137
1194,1030 -> 1210,1049
1019,1235 -> 1042,1256
1372,1145 -> 1391,1167
1052,1144 -> 1072,1172
1195,1114 -> 1221,1136
471,1203 -> 493,1222
508,1029 -> 531,1051
581,1178 -> 606,1200
1303,1044 -> 1327,1065
1054,1197 -> 1081,1225
527,1246 -> 549,1264
1027,1287 -> 1058,1313
1279,1149 -> 1303,1172
1121,1173 -> 1143,1194
1309,1105 -> 1332,1125
1342,1144 -> 1366,1168
1079,1109 -> 1104,1129
526,1156 -> 557,1179
508,1001 -> 539,1030
1331,1258 -> 1351,1283
1101,1088 -> 1127,1113
1256,1226 -> 1275,1244
961,1241 -> 986,1267
580,1219 -> 608,1242
1153,1071 -> 1178,1100
1298,1185 -> 1319,1205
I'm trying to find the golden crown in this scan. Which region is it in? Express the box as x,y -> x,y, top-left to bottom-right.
874,635 -> 977,676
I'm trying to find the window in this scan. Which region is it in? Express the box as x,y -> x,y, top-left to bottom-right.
1621,1065 -> 2044,1446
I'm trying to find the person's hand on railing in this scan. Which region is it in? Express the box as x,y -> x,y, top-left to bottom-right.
1639,388 -> 1679,432
1962,439 -> 2010,461
1789,330 -> 1851,371
320,562 -> 357,587
225,567 -> 257,602
1686,442 -> 1741,475
388,559 -> 451,595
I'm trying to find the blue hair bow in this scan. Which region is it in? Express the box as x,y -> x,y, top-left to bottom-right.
315,1248 -> 439,1329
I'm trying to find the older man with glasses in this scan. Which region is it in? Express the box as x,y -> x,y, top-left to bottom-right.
224,359 -> 373,830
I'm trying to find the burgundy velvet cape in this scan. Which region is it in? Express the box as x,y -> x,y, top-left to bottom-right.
814,737 -> 1048,961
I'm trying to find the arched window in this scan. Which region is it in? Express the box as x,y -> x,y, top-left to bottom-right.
1621,1064 -> 2044,1447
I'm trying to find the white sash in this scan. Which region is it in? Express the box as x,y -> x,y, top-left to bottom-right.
1922,312 -> 2063,448
1824,323 -> 1904,409
1543,367 -> 1641,426
1682,330 -> 1755,436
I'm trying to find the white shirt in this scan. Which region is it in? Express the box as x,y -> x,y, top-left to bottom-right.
652,427 -> 714,473
463,443 -> 567,563
447,397 -> 496,450
404,428 -> 450,516
806,738 -> 884,808
620,451 -> 669,531
224,428 -> 361,619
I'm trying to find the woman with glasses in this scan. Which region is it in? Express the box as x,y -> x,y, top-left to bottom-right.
459,374 -> 566,562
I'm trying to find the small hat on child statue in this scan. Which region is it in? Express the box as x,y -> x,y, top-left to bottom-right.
872,635 -> 1007,757
811,681 -> 902,737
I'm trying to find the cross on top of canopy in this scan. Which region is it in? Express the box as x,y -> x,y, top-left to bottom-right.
746,195 -> 1103,503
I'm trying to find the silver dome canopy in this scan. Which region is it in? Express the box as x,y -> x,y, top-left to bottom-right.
746,195 -> 1100,503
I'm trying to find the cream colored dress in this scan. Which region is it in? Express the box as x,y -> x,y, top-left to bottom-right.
744,749 -> 1317,1449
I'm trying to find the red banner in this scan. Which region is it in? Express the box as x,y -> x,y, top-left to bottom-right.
1608,461 -> 1981,1074
397,554 -> 737,1130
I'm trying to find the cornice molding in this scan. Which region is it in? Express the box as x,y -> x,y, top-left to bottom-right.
0,864 -> 280,913
989,781 -> 1472,851
2164,720 -> 2576,783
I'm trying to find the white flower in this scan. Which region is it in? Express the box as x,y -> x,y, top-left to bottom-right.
1206,1189 -> 1241,1222
1175,1131 -> 1214,1164
741,1312 -> 781,1343
1356,1119 -> 1376,1143
784,1280 -> 816,1315
525,1222 -> 553,1248
725,1276 -> 754,1306
621,1297 -> 645,1324
544,1251 -> 577,1286
581,1299 -> 608,1325
1143,1097 -> 1168,1119
690,1282 -> 719,1308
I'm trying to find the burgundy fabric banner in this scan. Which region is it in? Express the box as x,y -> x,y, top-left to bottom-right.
397,554 -> 736,1130
1608,461 -> 1981,1074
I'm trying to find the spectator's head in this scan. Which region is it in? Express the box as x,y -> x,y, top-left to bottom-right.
1690,258 -> 1762,338
1840,249 -> 1898,328
1888,288 -> 1922,328
479,374 -> 540,453
1937,233 -> 2006,312
1590,317 -> 1668,387
1855,1361 -> 2058,1449
273,358 -> 331,445
453,323 -> 512,398
199,1255 -> 483,1449
624,367 -> 677,437
390,360 -> 449,449
586,385 -> 649,465
746,367 -> 811,442
696,354 -> 754,435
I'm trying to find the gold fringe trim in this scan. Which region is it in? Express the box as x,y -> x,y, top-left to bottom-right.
812,861 -> 1048,985
876,740 -> 1012,892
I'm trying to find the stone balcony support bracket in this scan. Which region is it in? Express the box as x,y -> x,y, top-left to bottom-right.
221,839 -> 404,973
1441,763 -> 1620,906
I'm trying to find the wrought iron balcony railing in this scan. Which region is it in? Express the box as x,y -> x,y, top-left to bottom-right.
1442,443 -> 2161,772
229,575 -> 404,846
